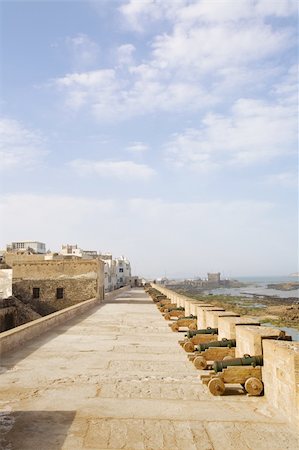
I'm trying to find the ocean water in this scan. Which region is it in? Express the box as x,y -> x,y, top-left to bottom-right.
206,275 -> 299,299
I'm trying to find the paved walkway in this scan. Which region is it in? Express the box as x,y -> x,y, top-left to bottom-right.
0,288 -> 298,450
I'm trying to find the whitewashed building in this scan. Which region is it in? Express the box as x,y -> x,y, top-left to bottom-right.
115,256 -> 131,288
7,241 -> 46,254
0,265 -> 13,299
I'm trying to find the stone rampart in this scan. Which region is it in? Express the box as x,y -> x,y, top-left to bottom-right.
151,284 -> 298,428
0,286 -> 130,355
262,340 -> 299,428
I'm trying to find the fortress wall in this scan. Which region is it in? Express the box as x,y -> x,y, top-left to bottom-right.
151,284 -> 298,428
0,286 -> 130,355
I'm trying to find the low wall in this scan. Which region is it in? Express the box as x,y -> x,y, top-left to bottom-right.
236,325 -> 283,357
0,286 -> 130,355
205,310 -> 240,329
218,316 -> 260,340
197,306 -> 225,329
262,340 -> 299,428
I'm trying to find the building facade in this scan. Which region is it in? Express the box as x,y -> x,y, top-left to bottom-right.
0,265 -> 13,299
7,241 -> 46,254
115,256 -> 131,288
12,259 -> 105,305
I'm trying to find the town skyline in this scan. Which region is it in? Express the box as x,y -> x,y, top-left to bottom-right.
1,1 -> 298,278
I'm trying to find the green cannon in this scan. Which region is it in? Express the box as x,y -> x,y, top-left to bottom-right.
181,314 -> 197,320
170,314 -> 197,332
213,355 -> 263,373
168,306 -> 185,312
197,338 -> 236,352
186,327 -> 218,338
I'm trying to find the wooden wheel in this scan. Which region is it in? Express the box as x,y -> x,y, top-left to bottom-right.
164,313 -> 170,320
208,378 -> 225,396
193,356 -> 208,370
171,322 -> 179,332
183,341 -> 194,353
244,377 -> 264,396
222,355 -> 233,361
188,322 -> 197,331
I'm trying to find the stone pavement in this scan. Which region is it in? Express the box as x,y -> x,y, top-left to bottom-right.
0,288 -> 298,450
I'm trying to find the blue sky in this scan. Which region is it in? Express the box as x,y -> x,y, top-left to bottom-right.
0,0 -> 298,278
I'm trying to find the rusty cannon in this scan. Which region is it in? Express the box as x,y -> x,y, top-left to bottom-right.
201,354 -> 264,396
190,339 -> 236,369
180,328 -> 219,352
164,307 -> 185,319
157,299 -> 174,310
170,315 -> 197,332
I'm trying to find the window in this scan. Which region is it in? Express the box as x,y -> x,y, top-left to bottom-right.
33,287 -> 40,299
119,277 -> 123,282
56,288 -> 64,299
119,268 -> 124,272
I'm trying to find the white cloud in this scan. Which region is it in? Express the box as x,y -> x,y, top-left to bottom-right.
52,2 -> 296,122
69,159 -> 155,180
120,0 -> 297,29
116,43 -> 135,66
0,118 -> 47,171
165,96 -> 297,170
126,141 -> 149,153
264,172 -> 298,188
151,23 -> 293,73
66,33 -> 100,69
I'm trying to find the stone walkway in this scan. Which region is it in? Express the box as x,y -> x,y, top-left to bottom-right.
0,288 -> 298,449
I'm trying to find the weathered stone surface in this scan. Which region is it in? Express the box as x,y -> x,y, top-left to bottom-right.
0,288 -> 298,450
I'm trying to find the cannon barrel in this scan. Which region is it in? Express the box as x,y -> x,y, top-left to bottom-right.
213,355 -> 263,373
197,338 -> 236,352
167,307 -> 185,312
178,314 -> 197,320
186,327 -> 218,338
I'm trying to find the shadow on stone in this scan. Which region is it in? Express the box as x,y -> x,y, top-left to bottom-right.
0,410 -> 76,450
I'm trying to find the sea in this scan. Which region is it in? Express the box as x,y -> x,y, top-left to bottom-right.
205,275 -> 299,341
206,275 -> 299,299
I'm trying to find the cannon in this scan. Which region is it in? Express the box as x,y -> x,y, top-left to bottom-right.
186,328 -> 218,338
158,301 -> 174,311
180,328 -> 219,352
213,354 -> 263,373
170,315 -> 197,332
189,339 -> 237,369
197,338 -> 236,352
201,354 -> 264,396
164,307 -> 185,319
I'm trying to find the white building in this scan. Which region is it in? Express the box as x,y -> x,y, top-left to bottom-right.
100,254 -> 117,292
7,241 -> 46,254
60,244 -> 98,259
115,256 -> 131,288
0,266 -> 13,299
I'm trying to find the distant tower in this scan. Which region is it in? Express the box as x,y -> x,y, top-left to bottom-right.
207,272 -> 221,286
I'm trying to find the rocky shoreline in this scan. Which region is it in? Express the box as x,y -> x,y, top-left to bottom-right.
267,282 -> 299,291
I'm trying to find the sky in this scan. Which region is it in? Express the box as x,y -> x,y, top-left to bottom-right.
0,0 -> 298,278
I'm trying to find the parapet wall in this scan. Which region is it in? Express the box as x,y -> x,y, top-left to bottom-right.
151,284 -> 298,428
0,286 -> 130,355
263,340 -> 299,428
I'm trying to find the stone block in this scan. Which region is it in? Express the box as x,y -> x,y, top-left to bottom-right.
205,310 -> 240,329
262,340 -> 299,428
218,316 -> 260,340
235,325 -> 283,357
196,306 -> 225,329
